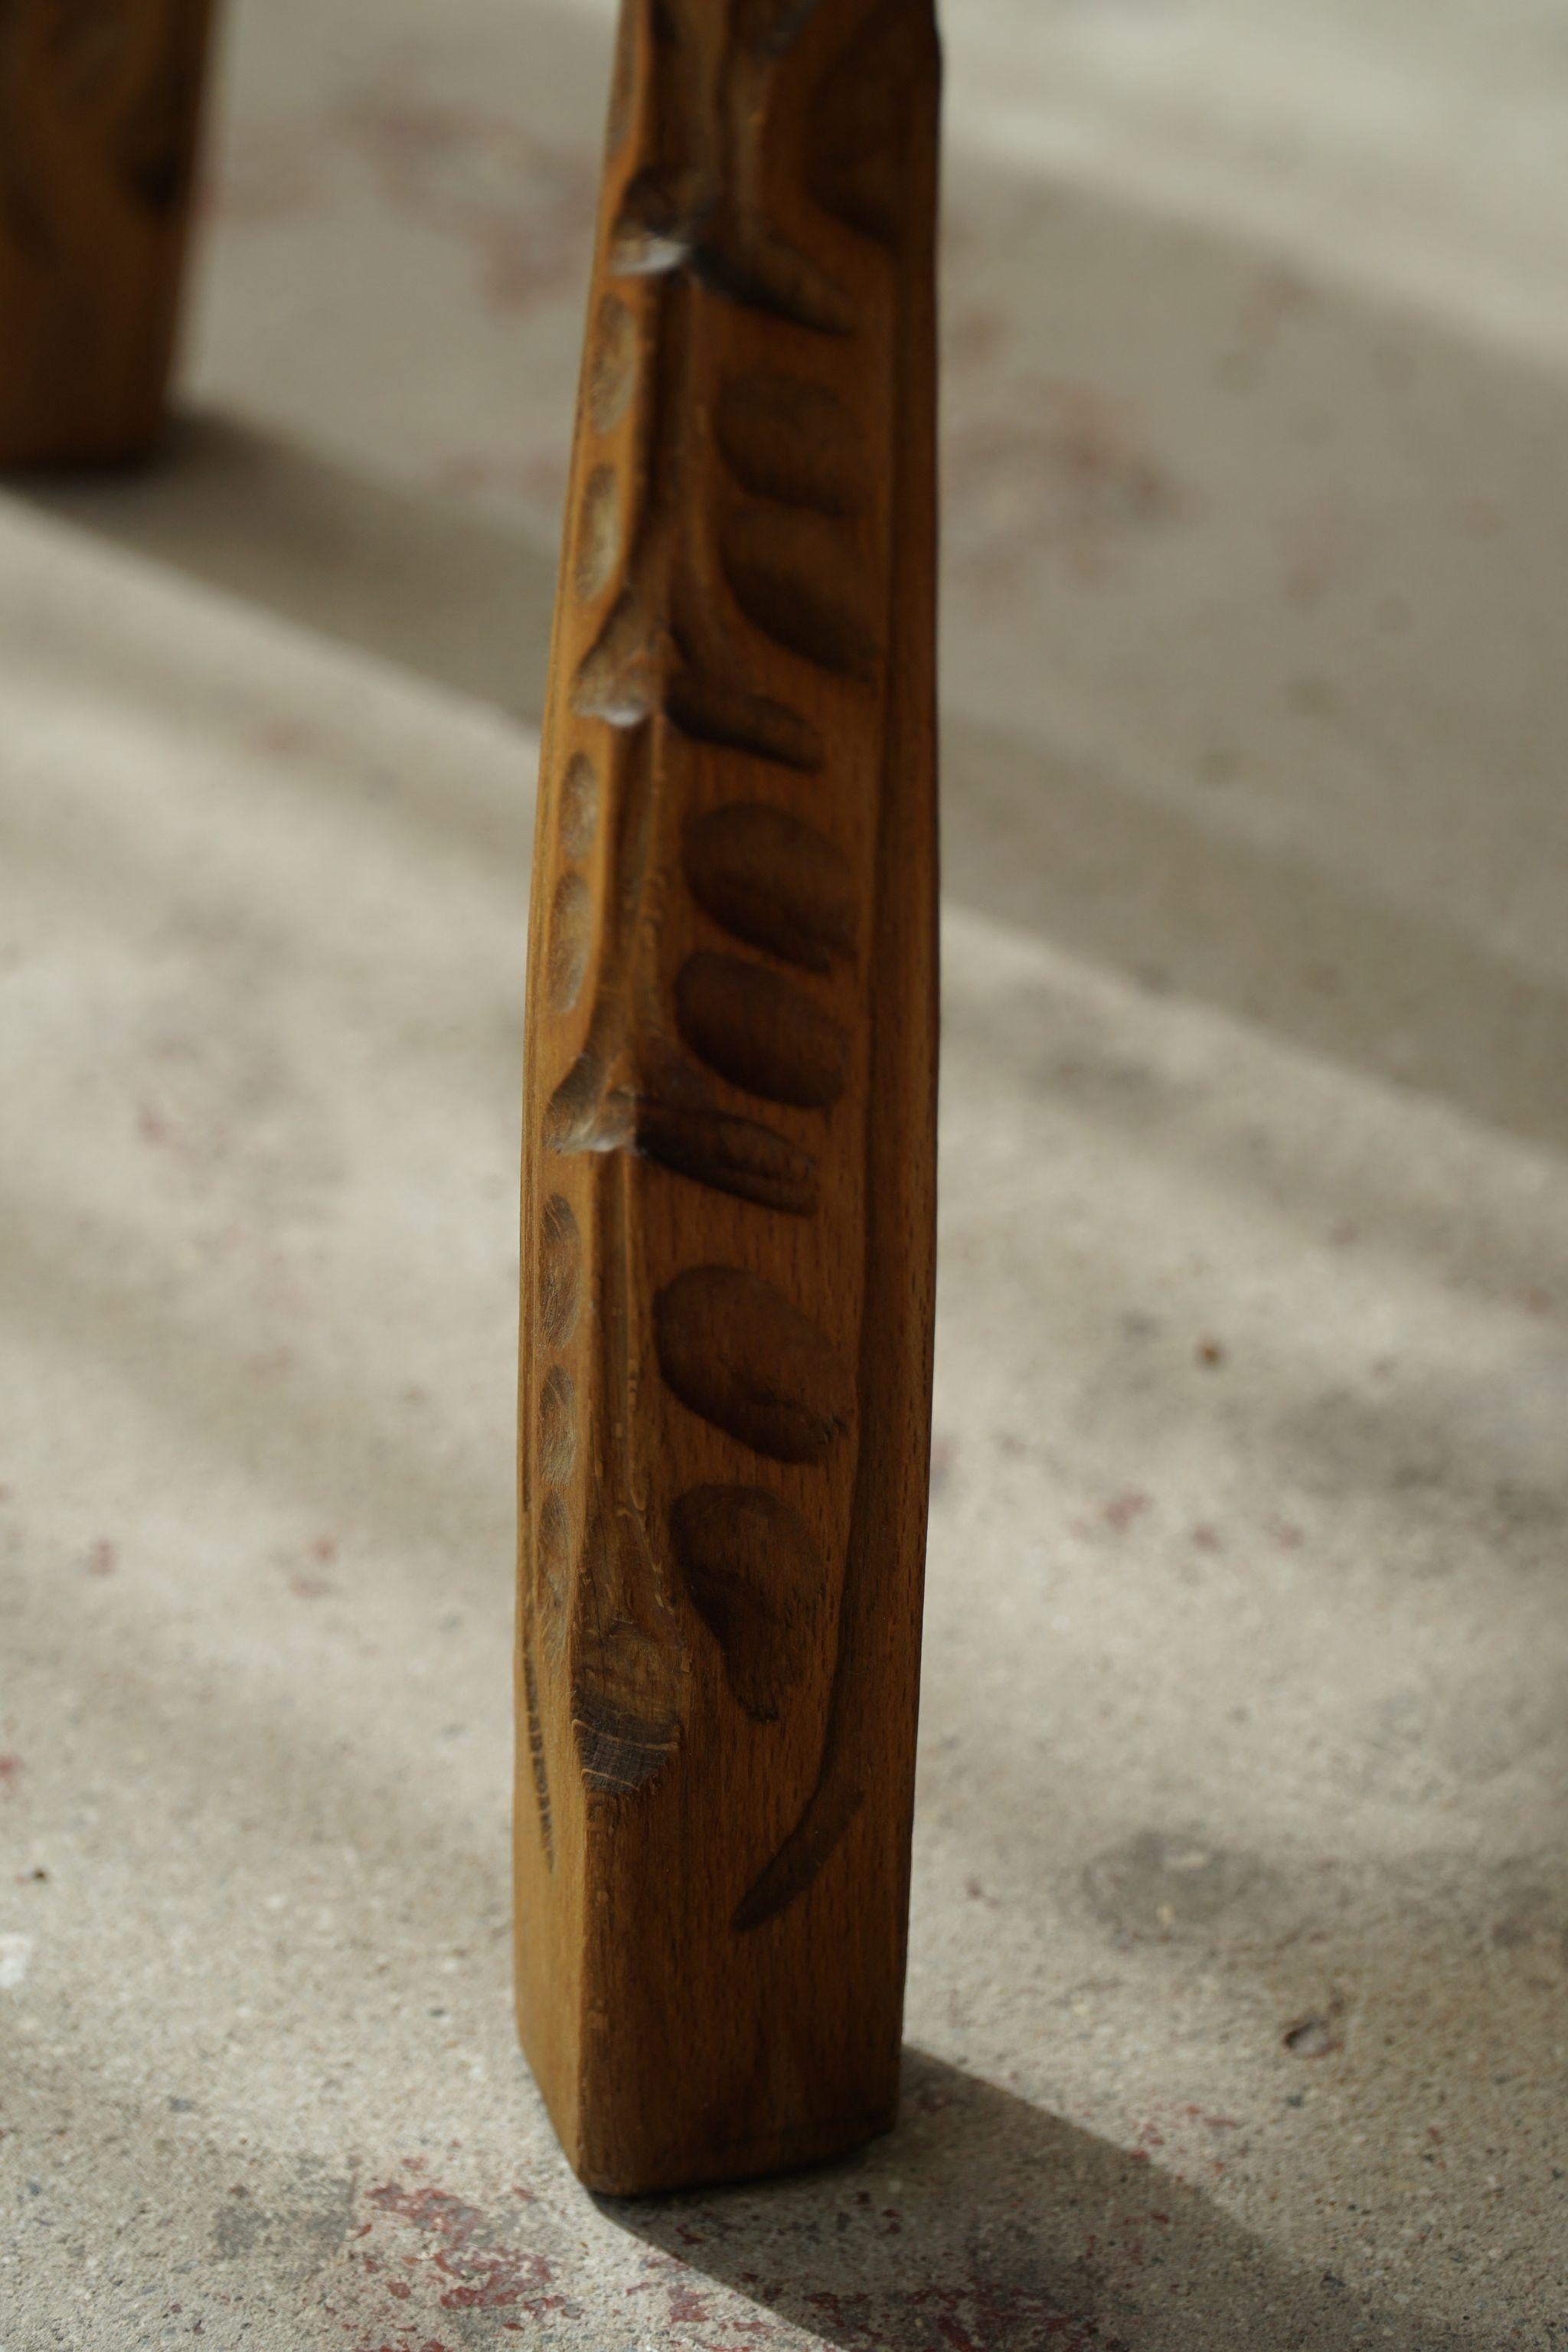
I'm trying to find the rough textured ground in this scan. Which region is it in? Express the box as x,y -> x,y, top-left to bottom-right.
2,2 -> 1566,2345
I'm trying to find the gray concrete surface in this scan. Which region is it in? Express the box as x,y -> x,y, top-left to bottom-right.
3,1 -> 1566,2344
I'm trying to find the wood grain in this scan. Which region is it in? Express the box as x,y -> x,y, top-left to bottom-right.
514,0 -> 941,2196
0,0 -> 214,466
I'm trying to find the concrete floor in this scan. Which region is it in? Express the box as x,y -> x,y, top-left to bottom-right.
2,2 -> 1566,2344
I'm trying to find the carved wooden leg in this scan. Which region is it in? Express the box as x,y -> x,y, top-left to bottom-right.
514,0 -> 941,2196
0,0 -> 214,466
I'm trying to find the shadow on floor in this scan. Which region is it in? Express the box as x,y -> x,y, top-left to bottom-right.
14,406 -> 561,726
12,378 -> 1568,1161
606,2050 -> 1486,2352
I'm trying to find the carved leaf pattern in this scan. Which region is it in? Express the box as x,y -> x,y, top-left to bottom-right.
521,0 -> 933,1939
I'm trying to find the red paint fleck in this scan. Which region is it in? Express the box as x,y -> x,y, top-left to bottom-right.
87,1540 -> 117,1576
1195,1338 -> 1226,1367
364,2179 -> 557,2316
1103,1491 -> 1150,1531
804,2275 -> 1105,2351
0,1756 -> 21,1791
251,717 -> 318,760
1191,1524 -> 1221,1552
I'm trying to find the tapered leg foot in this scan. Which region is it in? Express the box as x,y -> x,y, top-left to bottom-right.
0,0 -> 214,467
514,0 -> 942,2197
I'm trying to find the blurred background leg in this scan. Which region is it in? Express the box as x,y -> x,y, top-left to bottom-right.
0,0 -> 215,466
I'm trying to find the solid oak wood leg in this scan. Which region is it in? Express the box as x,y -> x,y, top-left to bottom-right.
514,0 -> 942,2196
0,0 -> 214,466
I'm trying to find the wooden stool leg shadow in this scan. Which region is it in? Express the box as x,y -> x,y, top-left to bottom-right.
0,0 -> 214,468
516,0 -> 942,2196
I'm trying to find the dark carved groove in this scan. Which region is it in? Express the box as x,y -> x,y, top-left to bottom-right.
671,1483 -> 824,1722
538,1489 -> 573,1660
675,950 -> 848,1109
684,802 -> 856,973
664,665 -> 823,771
655,1266 -> 851,1463
720,504 -> 880,680
588,292 -> 638,433
576,464 -> 622,603
716,372 -> 861,517
635,1095 -> 819,1214
558,751 -> 599,862
547,872 -> 591,1015
733,1774 -> 863,1930
522,1599 -> 554,1867
688,231 -> 851,337
539,1364 -> 579,1486
538,1193 -> 583,1349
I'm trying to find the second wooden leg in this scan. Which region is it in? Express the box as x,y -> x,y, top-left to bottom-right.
0,0 -> 215,467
